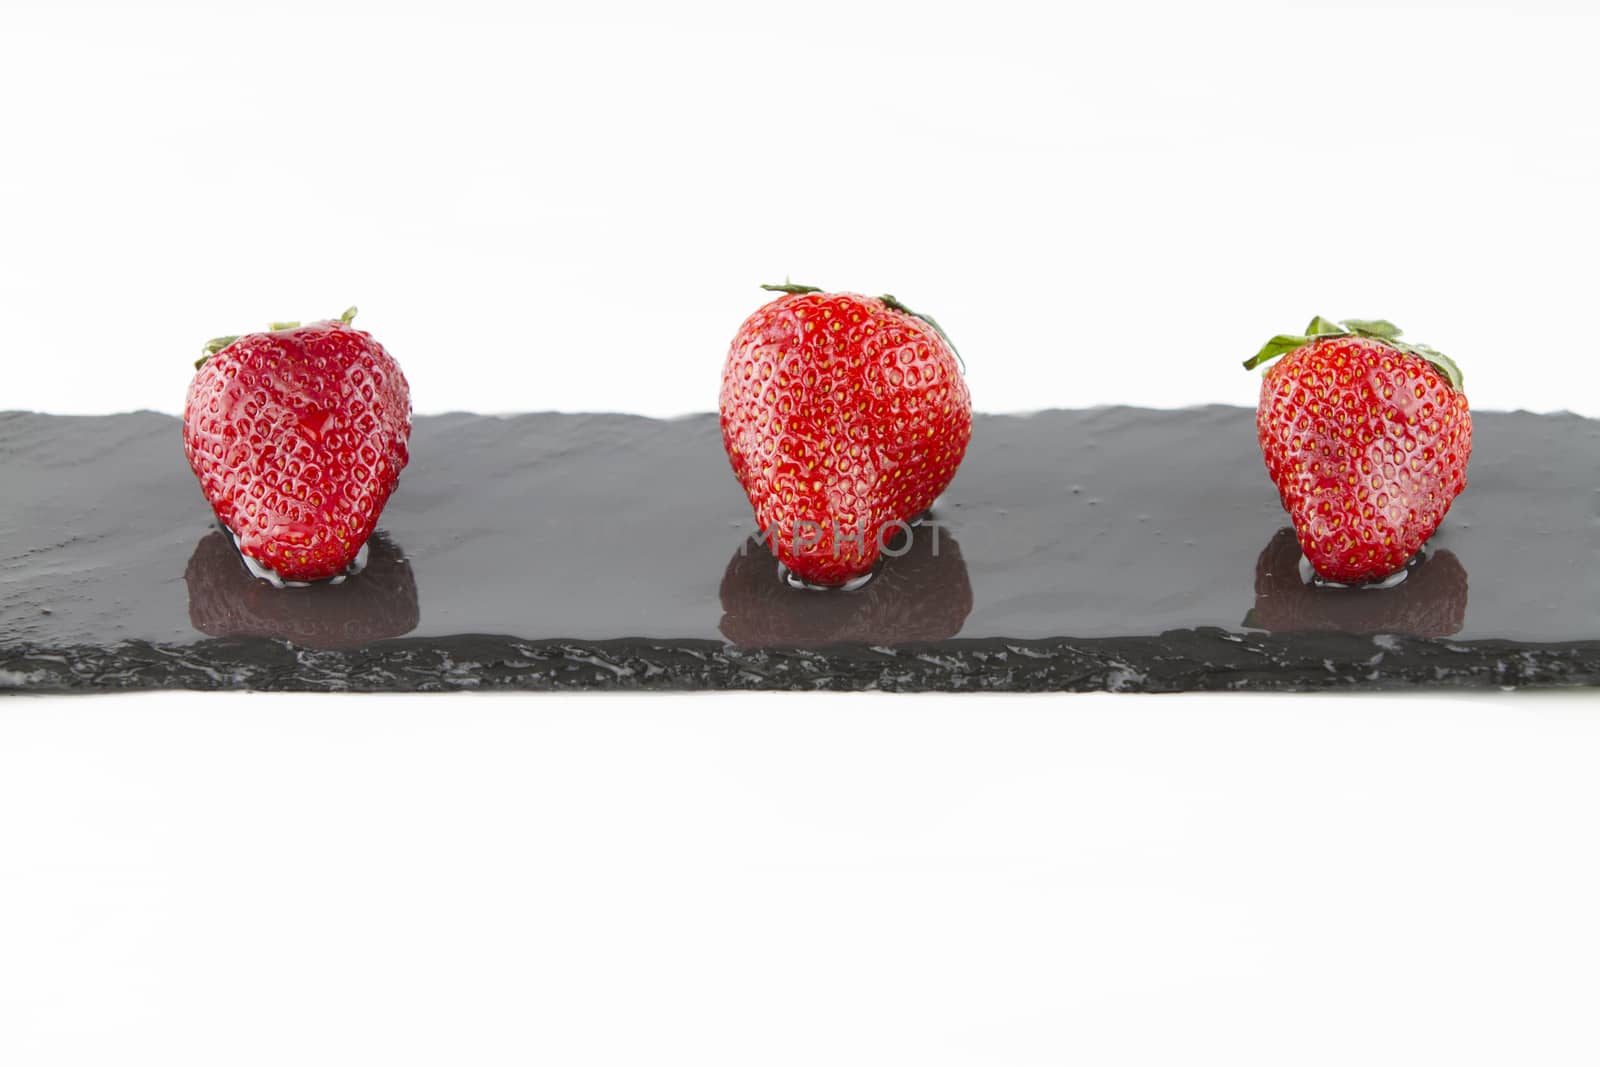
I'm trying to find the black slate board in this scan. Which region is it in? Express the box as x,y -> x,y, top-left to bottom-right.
3,407 -> 1598,692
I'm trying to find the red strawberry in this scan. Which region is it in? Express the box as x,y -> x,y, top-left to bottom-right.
183,308 -> 412,583
1244,317 -> 1471,585
719,283 -> 972,587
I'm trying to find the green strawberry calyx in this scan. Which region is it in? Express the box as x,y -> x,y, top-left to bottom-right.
1241,316 -> 1463,392
194,306 -> 358,370
759,282 -> 965,373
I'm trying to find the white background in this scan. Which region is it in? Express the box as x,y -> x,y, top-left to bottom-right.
4,1 -> 1600,1064
3,0 -> 1599,417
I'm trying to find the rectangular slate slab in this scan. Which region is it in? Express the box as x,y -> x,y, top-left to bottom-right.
3,408 -> 1598,692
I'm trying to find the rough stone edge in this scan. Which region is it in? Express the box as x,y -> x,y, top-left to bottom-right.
4,628 -> 1599,694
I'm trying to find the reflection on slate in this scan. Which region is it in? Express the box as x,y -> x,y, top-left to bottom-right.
1247,528 -> 1468,638
2,407 -> 1599,692
186,530 -> 419,651
719,527 -> 973,648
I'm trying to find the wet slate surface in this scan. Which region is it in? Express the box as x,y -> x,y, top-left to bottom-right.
3,407 -> 1598,692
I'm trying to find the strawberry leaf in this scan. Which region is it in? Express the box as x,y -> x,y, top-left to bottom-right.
194,334 -> 239,370
1341,318 -> 1402,340
1405,343 -> 1464,391
193,308 -> 357,372
1242,334 -> 1310,371
1241,315 -> 1465,392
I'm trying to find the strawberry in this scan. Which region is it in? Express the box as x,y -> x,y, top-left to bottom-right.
183,308 -> 412,583
1243,317 -> 1471,585
719,283 -> 972,587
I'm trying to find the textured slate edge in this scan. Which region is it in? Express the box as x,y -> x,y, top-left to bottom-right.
4,629 -> 1599,694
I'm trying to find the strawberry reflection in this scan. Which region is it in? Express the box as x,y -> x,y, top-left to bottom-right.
185,529 -> 420,650
719,526 -> 973,648
1246,527 -> 1467,638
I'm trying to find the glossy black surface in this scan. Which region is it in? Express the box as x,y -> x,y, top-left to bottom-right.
3,407 -> 1598,691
